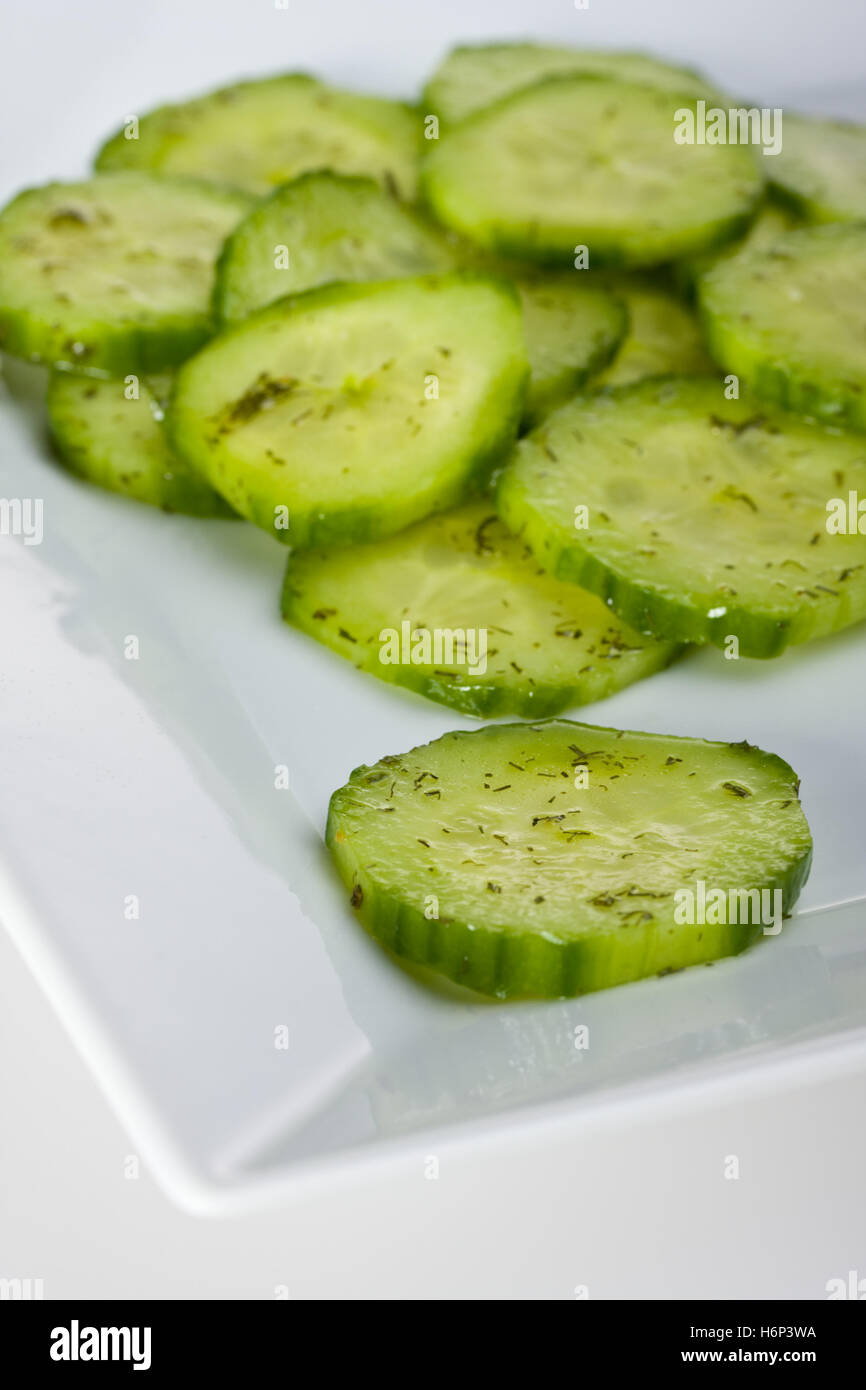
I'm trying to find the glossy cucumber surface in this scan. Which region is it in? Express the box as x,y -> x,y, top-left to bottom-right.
283,501 -> 680,717
327,720 -> 812,999
0,173 -> 249,374
169,273 -> 529,548
497,377 -> 866,658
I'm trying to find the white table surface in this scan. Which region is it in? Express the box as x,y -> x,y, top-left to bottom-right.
2,0 -> 866,1299
2,920 -> 865,1299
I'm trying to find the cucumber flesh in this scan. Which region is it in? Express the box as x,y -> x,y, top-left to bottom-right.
421,75 -> 762,268
214,172 -> 624,425
282,501 -> 679,718
423,42 -> 716,126
0,174 -> 249,374
95,74 -> 420,200
214,171 -> 456,324
513,275 -> 627,423
769,112 -> 866,224
326,720 -> 812,999
698,222 -> 866,433
497,376 -> 866,658
594,276 -> 713,387
47,370 -> 235,516
168,273 -> 529,548
676,199 -> 799,296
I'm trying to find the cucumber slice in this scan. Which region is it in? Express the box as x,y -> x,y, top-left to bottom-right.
168,273 -> 528,548
214,171 -> 455,324
282,501 -> 679,717
0,173 -> 249,374
698,223 -> 866,433
47,370 -> 235,516
769,112 -> 866,224
496,376 -> 866,658
95,74 -> 420,200
326,720 -> 812,999
514,275 -> 627,424
594,276 -> 714,387
423,42 -> 716,126
676,199 -> 799,296
420,75 -> 762,268
214,172 -> 624,425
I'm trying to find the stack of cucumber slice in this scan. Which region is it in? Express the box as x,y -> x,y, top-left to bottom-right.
2,43 -> 862,997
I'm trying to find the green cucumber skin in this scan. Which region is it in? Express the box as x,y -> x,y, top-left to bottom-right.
326,722 -> 813,1000
419,76 -> 762,271
168,274 -> 529,550
698,305 -> 866,436
0,312 -> 209,378
423,171 -> 755,274
675,199 -> 800,299
697,223 -> 866,435
212,173 -> 625,431
46,371 -> 236,517
212,171 -> 455,325
94,73 -> 421,201
326,840 -> 810,999
496,375 -> 866,659
422,42 -> 717,127
248,470 -> 508,552
592,275 -> 714,387
769,177 -> 864,227
520,294 -> 628,427
766,115 -> 866,226
0,175 -> 250,375
223,434 -> 527,552
497,477 -> 794,658
280,563 -> 681,720
440,207 -> 757,275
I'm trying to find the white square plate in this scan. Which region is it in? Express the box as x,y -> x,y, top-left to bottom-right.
1,1 -> 865,1212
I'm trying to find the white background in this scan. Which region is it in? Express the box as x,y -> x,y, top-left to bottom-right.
3,0 -> 866,196
1,0 -> 866,1300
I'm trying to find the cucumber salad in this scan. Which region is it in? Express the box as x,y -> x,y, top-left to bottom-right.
2,41 -> 863,997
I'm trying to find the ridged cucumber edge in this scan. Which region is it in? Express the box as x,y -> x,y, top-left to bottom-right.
0,311 -> 211,377
521,291 -> 629,428
325,726 -> 813,1000
419,75 -> 762,270
45,370 -> 238,518
0,175 -> 251,375
93,73 -> 421,181
698,294 -> 866,435
210,169 -> 450,326
420,44 -> 718,128
496,379 -> 811,660
280,558 -> 682,719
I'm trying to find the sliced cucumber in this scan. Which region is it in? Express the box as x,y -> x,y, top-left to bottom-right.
423,41 -> 716,126
594,276 -> 713,387
676,199 -> 799,296
769,112 -> 866,224
0,174 -> 249,374
95,74 -> 420,200
214,171 -> 455,324
421,75 -> 762,268
699,223 -> 866,433
168,273 -> 528,548
497,376 -> 866,658
326,720 -> 812,999
215,172 -> 624,425
513,274 -> 627,424
47,370 -> 235,516
282,501 -> 679,717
